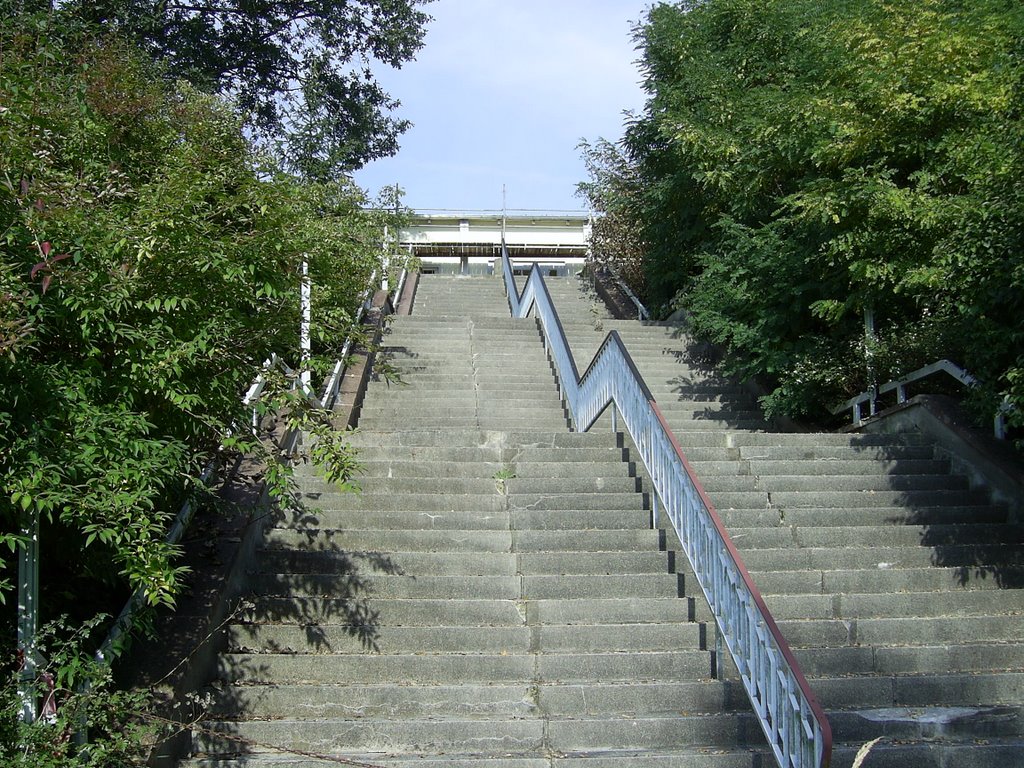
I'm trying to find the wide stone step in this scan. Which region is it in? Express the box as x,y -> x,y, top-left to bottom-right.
257,549 -> 679,577
225,621 -> 704,655
525,596 -> 708,625
193,712 -> 759,758
301,479 -> 638,495
710,488 -> 985,509
520,573 -> 683,600
715,505 -> 1006,529
373,370 -> 552,382
225,624 -> 532,655
362,390 -> 560,404
790,642 -> 1024,676
347,459 -> 505,477
518,507 -> 655,530
300,491 -> 646,513
274,508 -> 510,531
322,490 -> 647,511
359,397 -> 564,411
216,650 -> 715,685
339,430 -> 621,450
250,572 -> 683,601
204,679 -> 742,720
300,475 -> 642,496
736,444 -> 937,461
778,614 -> 1024,649
258,548 -> 520,575
742,458 -> 951,476
263,526 -> 674,554
241,594 -> 709,628
264,527 -> 514,552
299,492 -> 509,512
513,529 -> 665,552
357,415 -> 569,430
726,432 -> 929,448
800,670 -> 1024,710
170,736 -> 1015,768
639,419 -> 768,432
700,473 -> 968,493
250,573 -> 522,599
749,566 -> 1024,596
241,596 -> 526,626
764,588 -> 1024,620
826,704 -> 1024,743
727,523 -> 1020,549
343,459 -> 634,479
739,544 -> 1024,572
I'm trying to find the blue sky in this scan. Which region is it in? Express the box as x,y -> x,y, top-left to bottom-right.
353,1 -> 653,213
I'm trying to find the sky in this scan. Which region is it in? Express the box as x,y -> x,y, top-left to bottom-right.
352,1 -> 653,214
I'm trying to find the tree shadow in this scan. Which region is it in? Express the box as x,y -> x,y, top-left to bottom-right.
892,476 -> 1024,589
187,503 -> 404,762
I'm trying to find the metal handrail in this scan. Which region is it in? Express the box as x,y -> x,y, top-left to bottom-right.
502,243 -> 831,768
589,261 -> 650,321
833,358 -> 1009,439
319,264 -> 408,410
89,266 -> 393,679
320,268 -> 382,410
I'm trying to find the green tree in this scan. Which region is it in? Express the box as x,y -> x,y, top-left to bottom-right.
0,12 -> 387,618
577,138 -> 649,303
605,0 -> 1024,422
19,0 -> 434,180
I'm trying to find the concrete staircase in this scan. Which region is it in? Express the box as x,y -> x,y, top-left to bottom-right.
178,272 -> 1024,768
182,275 -> 773,767
546,274 -> 1024,766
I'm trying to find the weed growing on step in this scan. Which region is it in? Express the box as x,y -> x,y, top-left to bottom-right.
493,466 -> 516,495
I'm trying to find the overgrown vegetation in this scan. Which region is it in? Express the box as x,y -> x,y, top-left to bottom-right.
1,3 -> 420,759
1,616 -> 159,767
579,0 -> 1024,424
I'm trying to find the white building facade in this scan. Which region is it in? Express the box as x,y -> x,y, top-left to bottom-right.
398,210 -> 590,276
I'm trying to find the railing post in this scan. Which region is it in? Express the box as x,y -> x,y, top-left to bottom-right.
300,258 -> 311,391
714,621 -> 726,681
18,509 -> 40,724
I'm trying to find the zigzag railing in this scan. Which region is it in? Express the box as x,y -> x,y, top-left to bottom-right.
502,243 -> 831,768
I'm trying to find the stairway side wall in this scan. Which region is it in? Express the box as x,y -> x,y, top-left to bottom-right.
856,394 -> 1024,521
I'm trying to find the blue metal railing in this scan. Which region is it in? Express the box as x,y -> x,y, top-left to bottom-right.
502,243 -> 831,768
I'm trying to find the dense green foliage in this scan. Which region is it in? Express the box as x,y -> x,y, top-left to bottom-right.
10,0 -> 433,180
0,11 -> 393,625
1,616 -> 158,766
582,0 -> 1024,423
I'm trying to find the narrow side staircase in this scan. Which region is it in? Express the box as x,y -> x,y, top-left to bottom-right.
183,275 -> 777,767
548,272 -> 1024,766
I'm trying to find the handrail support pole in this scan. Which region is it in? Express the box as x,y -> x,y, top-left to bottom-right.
714,623 -> 726,681
17,510 -> 40,724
